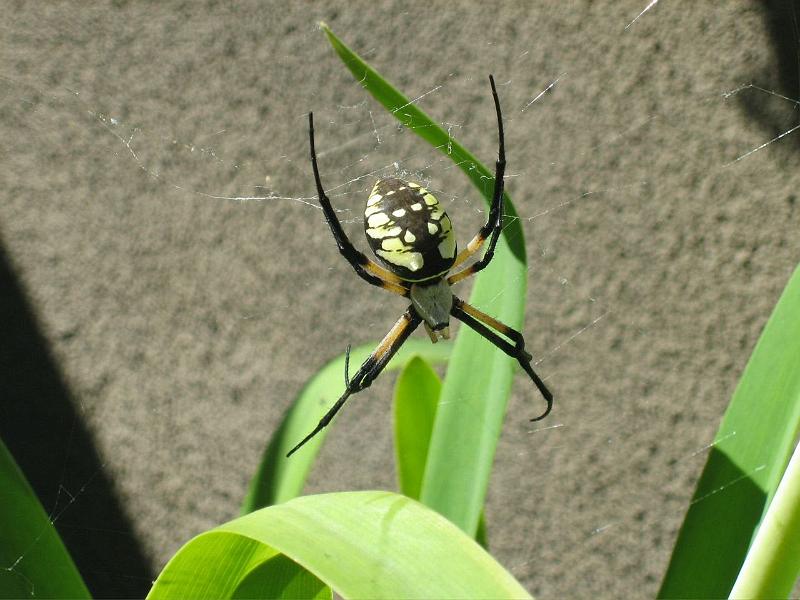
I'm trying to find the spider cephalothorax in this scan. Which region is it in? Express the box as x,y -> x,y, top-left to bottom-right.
286,75 -> 553,457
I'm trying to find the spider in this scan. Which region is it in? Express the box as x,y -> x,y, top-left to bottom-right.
286,75 -> 552,457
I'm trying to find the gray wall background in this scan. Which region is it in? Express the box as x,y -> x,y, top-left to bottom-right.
2,2 -> 799,597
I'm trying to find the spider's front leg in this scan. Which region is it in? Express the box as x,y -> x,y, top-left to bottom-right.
447,74 -> 507,286
451,296 -> 553,420
286,306 -> 422,457
308,112 -> 409,297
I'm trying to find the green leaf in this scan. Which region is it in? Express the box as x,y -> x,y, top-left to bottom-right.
0,437 -> 90,599
242,340 -> 451,513
147,533 -> 328,600
421,239 -> 525,536
393,355 -> 441,500
150,491 -> 531,599
322,22 -> 532,539
232,553 -> 331,600
659,265 -> 800,598
393,356 -> 491,548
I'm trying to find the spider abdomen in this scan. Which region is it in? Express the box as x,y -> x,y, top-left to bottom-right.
364,177 -> 457,282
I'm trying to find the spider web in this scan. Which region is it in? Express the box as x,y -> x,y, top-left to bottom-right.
1,2 -> 799,598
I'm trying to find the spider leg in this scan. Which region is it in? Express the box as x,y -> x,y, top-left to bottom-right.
451,296 -> 553,420
448,74 -> 506,286
309,112 -> 409,297
286,306 -> 422,457
343,343 -> 352,388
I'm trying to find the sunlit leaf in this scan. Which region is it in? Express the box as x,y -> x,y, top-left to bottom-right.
151,491 -> 530,599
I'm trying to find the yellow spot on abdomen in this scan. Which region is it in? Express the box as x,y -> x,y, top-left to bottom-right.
378,238 -> 424,271
438,234 -> 456,259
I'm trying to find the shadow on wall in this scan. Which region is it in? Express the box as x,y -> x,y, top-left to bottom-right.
740,1 -> 800,150
0,240 -> 153,598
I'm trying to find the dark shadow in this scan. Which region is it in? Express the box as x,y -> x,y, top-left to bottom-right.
0,240 -> 153,597
234,553 -> 327,599
739,1 -> 800,150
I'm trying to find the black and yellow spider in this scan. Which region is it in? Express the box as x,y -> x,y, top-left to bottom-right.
287,75 -> 552,457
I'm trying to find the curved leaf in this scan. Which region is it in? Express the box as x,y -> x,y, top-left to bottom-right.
151,491 -> 530,599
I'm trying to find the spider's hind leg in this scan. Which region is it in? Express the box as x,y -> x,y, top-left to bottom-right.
451,296 -> 553,420
286,306 -> 422,457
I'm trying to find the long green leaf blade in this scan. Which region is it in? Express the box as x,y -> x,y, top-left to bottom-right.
393,356 -> 491,548
322,23 -> 533,539
421,244 -> 525,535
151,491 -> 531,599
242,340 -> 451,512
393,355 -> 441,500
659,265 -> 800,598
0,437 -> 90,599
